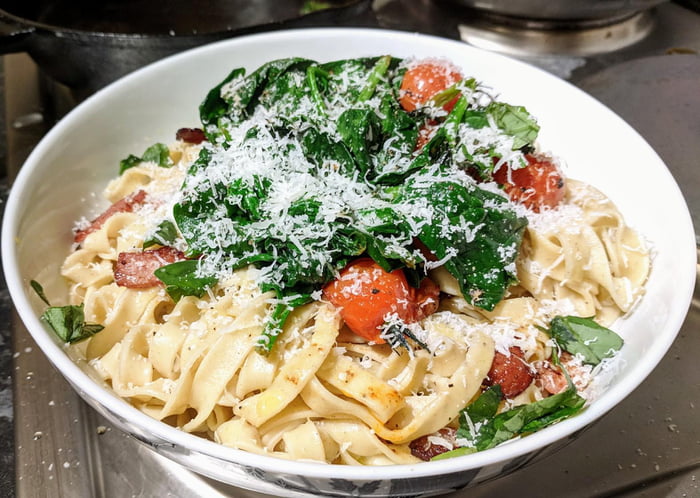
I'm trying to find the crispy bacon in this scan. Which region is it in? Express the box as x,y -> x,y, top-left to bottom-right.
175,127 -> 207,144
409,427 -> 457,461
114,246 -> 185,289
484,346 -> 534,399
535,352 -> 589,395
74,190 -> 147,244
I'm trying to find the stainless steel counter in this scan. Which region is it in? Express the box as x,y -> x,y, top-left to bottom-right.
3,2 -> 700,496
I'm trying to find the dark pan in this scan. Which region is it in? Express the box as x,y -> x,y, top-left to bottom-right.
0,0 -> 376,98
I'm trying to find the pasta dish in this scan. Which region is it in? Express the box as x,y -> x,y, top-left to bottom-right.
37,56 -> 650,464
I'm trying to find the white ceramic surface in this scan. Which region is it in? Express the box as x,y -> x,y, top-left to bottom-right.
2,28 -> 696,497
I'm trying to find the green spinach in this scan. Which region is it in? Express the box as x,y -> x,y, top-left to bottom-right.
171,56 -> 537,351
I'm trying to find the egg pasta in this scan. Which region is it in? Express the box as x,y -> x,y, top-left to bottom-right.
53,55 -> 649,464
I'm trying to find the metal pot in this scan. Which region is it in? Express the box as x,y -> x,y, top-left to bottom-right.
438,0 -> 668,23
0,0 -> 376,99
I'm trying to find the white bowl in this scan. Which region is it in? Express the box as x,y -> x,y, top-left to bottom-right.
3,28 -> 696,497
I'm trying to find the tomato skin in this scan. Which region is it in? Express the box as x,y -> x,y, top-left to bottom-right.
399,61 -> 463,113
415,121 -> 438,150
485,346 -> 534,399
492,154 -> 565,212
322,258 -> 440,343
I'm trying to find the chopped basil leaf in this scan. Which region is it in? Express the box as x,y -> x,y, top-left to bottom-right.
141,143 -> 172,167
431,446 -> 476,461
143,220 -> 179,249
458,385 -> 585,451
154,260 -> 217,302
463,384 -> 502,426
119,142 -> 172,174
41,304 -> 103,343
462,109 -> 490,129
31,280 -> 103,343
487,102 -> 540,150
549,315 -> 624,365
119,154 -> 141,174
30,279 -> 51,306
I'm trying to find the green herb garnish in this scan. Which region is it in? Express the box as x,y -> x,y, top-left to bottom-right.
119,143 -> 172,174
486,102 -> 540,150
548,315 -> 624,365
174,56 -> 536,352
456,383 -> 585,452
41,304 -> 104,344
31,280 -> 104,343
154,260 -> 217,302
143,220 -> 179,249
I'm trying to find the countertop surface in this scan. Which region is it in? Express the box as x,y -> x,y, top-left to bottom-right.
0,56 -> 16,495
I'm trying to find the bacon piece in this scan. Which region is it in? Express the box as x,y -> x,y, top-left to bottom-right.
74,190 -> 147,244
484,346 -> 534,398
409,427 -> 457,461
114,246 -> 185,288
175,127 -> 207,144
535,360 -> 569,395
535,352 -> 590,395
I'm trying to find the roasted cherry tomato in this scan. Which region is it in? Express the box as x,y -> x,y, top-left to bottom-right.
492,154 -> 565,212
412,276 -> 440,319
399,61 -> 463,113
322,258 -> 440,343
484,346 -> 534,399
415,120 -> 439,150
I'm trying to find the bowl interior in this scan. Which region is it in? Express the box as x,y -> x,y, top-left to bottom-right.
3,27 -> 696,488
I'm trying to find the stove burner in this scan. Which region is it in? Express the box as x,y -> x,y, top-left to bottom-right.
457,10 -> 655,56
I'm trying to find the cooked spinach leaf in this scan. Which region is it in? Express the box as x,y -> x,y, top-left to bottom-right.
143,220 -> 179,249
399,178 -> 527,310
200,67 -> 246,131
154,260 -> 217,302
175,56 -> 535,350
255,292 -> 313,353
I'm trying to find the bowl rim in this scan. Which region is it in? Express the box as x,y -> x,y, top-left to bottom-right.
2,26 -> 697,482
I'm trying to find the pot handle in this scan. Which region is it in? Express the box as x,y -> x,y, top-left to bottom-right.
0,13 -> 35,54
